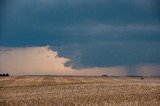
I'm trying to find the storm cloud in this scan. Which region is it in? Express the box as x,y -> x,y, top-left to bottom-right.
0,46 -> 159,76
0,46 -> 75,75
0,0 -> 160,75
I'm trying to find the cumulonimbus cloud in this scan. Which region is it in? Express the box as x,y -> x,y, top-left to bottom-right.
0,46 -> 159,76
0,46 -> 75,75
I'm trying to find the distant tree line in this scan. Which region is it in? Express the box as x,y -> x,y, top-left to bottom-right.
0,73 -> 9,77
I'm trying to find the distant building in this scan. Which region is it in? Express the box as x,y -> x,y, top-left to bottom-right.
101,75 -> 108,77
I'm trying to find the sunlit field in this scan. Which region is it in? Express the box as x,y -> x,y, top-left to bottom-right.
0,76 -> 160,106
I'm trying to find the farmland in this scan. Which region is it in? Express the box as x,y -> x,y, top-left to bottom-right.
0,76 -> 160,106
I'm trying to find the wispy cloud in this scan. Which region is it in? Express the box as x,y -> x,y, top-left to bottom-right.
51,24 -> 160,35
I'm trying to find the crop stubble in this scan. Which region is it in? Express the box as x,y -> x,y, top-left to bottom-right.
0,76 -> 160,106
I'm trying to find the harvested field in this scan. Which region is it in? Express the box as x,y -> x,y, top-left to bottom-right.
0,76 -> 160,106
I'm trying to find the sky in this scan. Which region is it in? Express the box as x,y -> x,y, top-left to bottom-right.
0,0 -> 160,76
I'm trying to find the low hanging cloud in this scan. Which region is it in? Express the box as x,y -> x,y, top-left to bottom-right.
0,46 -> 159,76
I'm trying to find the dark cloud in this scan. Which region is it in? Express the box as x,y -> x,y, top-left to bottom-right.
0,0 -> 160,69
53,41 -> 160,68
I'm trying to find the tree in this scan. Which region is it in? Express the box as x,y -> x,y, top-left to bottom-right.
0,73 -> 9,77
